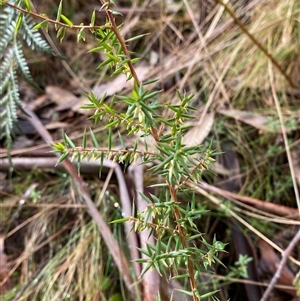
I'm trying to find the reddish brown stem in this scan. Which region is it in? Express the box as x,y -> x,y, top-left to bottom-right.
100,2 -> 199,298
3,1 -> 111,31
169,184 -> 199,301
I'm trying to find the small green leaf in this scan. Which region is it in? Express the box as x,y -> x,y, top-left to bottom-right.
88,45 -> 104,53
23,0 -> 31,11
175,289 -> 193,296
171,274 -> 189,280
15,13 -> 23,33
108,9 -> 123,16
61,14 -> 73,27
103,103 -> 115,115
111,67 -> 125,76
105,52 -> 120,62
97,58 -> 114,68
139,263 -> 152,278
200,290 -> 220,299
143,78 -> 159,85
118,131 -> 126,149
138,192 -> 153,204
64,133 -> 75,148
77,153 -> 81,174
57,0 -> 63,22
57,26 -> 66,42
90,10 -> 96,26
99,152 -> 104,177
56,152 -> 69,165
110,217 -> 130,224
50,142 -> 65,152
33,20 -> 48,30
187,234 -> 204,241
130,58 -> 139,64
125,33 -> 150,42
77,26 -> 85,42
108,128 -> 112,150
100,2 -> 109,10
106,119 -> 119,128
90,129 -> 99,148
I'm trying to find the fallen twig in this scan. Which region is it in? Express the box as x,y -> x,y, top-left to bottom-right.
260,228 -> 300,301
0,157 -> 108,174
199,181 -> 299,218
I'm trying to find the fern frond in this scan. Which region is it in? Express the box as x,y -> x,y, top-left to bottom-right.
0,1 -> 52,147
0,46 -> 15,75
0,79 -> 20,138
0,90 -> 9,107
21,15 -> 52,52
0,88 -> 18,141
0,22 -> 15,59
13,40 -> 37,87
0,74 -> 11,97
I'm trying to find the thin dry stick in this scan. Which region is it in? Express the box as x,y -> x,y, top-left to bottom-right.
199,181 -> 299,218
110,162 -> 141,278
0,157 -> 108,173
3,1 -> 111,31
260,228 -> 300,301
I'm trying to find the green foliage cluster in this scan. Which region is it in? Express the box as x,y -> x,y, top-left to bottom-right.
48,3 -> 224,299
0,1 -> 253,300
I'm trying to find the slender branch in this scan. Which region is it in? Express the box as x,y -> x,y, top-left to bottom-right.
129,216 -> 179,235
2,0 -> 111,31
169,184 -> 199,301
100,0 -> 141,86
60,146 -> 156,157
260,228 -> 300,301
99,3 -> 200,298
199,181 -> 300,218
178,158 -> 208,189
99,0 -> 160,142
